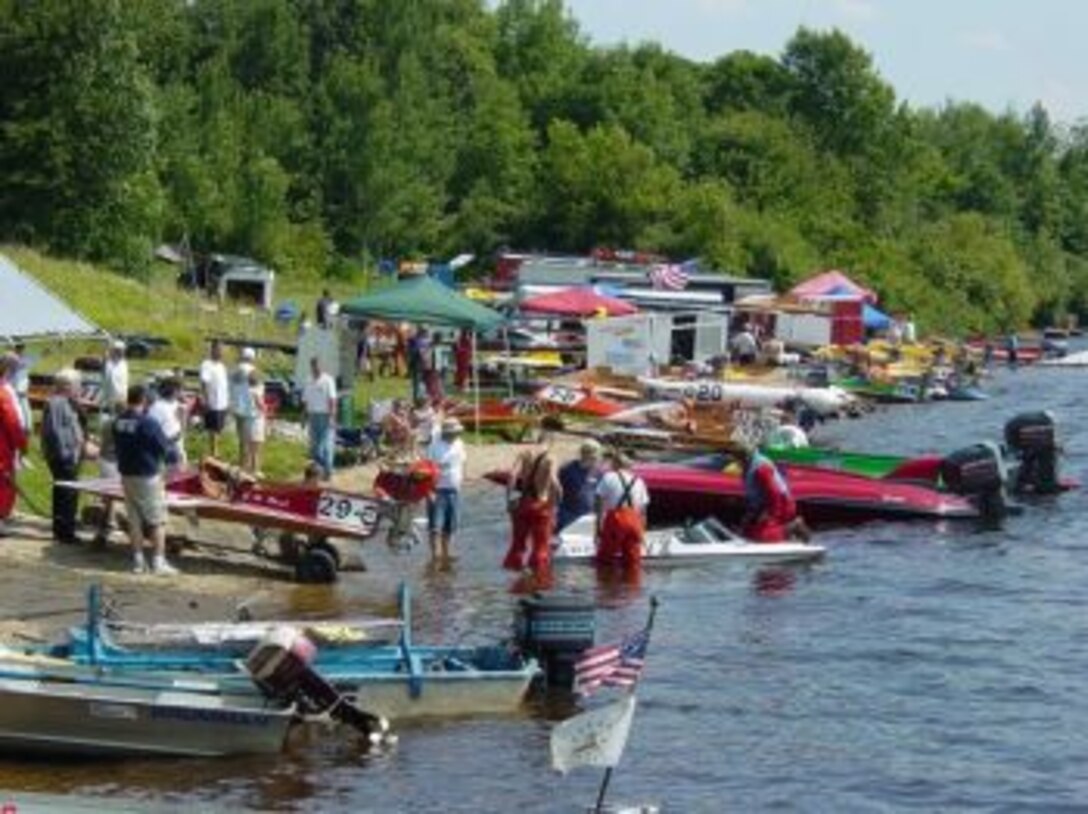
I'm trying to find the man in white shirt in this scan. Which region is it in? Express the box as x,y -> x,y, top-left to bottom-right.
199,340 -> 230,457
425,417 -> 466,562
594,450 -> 649,569
11,343 -> 31,432
901,313 -> 917,344
101,340 -> 129,418
229,347 -> 256,467
147,377 -> 187,474
730,327 -> 759,365
303,357 -> 337,480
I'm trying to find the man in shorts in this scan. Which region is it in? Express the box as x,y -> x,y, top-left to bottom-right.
113,385 -> 177,575
199,340 -> 230,457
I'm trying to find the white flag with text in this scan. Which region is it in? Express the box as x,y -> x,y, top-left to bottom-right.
550,694 -> 637,775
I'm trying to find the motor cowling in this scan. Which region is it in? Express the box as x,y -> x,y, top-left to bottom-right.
515,595 -> 596,691
941,442 -> 1007,528
1004,412 -> 1060,495
245,627 -> 391,744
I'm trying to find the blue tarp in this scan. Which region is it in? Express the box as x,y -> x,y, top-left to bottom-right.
863,303 -> 892,330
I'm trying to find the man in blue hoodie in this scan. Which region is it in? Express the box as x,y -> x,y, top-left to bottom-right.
113,384 -> 177,575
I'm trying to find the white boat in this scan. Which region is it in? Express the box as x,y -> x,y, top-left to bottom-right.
1038,349 -> 1088,367
553,515 -> 825,564
637,377 -> 856,416
0,664 -> 294,758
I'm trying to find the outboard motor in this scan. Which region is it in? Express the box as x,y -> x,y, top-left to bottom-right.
515,595 -> 596,690
246,627 -> 393,745
1004,411 -> 1060,495
941,442 -> 1008,528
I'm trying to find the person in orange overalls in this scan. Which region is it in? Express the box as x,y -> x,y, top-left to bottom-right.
503,443 -> 560,573
0,354 -> 29,531
594,450 -> 649,569
735,441 -> 801,543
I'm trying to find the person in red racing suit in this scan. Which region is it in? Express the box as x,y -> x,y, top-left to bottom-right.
0,354 -> 29,527
594,450 -> 649,568
503,443 -> 561,573
736,442 -> 799,543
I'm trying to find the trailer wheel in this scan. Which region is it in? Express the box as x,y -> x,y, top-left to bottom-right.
295,546 -> 339,584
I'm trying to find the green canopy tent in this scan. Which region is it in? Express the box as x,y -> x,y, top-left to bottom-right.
341,275 -> 506,439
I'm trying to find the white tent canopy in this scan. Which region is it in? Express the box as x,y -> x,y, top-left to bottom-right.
0,253 -> 106,344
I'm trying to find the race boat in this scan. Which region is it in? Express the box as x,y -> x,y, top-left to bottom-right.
637,376 -> 857,417
62,458 -> 395,582
766,447 -> 945,482
553,514 -> 824,564
634,455 -> 979,527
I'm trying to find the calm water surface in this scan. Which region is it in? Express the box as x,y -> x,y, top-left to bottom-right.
2,364 -> 1088,812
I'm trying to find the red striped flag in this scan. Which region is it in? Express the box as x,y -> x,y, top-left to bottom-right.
649,263 -> 689,291
574,628 -> 649,697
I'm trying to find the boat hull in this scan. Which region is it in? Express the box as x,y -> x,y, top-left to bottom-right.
0,674 -> 290,758
635,462 -> 977,527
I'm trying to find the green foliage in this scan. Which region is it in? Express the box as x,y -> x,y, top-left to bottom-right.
0,2 -> 1087,331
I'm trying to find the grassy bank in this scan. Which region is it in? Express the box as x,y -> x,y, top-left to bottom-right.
6,245 -> 413,517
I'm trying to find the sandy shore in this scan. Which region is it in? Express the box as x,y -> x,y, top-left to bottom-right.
0,436 -> 583,645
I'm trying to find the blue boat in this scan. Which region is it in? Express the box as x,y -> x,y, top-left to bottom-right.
31,585 -> 541,721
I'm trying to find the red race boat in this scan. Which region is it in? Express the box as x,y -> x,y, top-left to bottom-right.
633,456 -> 979,527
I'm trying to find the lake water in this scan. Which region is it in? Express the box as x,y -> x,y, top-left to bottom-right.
2,363 -> 1087,812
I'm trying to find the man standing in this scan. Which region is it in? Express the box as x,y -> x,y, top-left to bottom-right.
199,340 -> 229,457
101,341 -> 129,418
407,329 -> 430,403
11,343 -> 31,432
556,440 -> 603,531
113,385 -> 177,575
503,440 -> 561,573
229,347 -> 256,468
425,417 -> 466,563
0,355 -> 28,535
315,289 -> 333,329
40,369 -> 86,544
303,357 -> 337,479
594,451 -> 649,570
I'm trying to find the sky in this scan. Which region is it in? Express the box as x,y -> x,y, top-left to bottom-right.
562,0 -> 1088,124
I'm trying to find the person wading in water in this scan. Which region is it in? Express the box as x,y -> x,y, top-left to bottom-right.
503,439 -> 561,573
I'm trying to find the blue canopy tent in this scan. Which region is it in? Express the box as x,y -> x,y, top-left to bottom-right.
863,303 -> 892,331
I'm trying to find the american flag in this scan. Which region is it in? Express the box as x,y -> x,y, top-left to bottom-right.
574,628 -> 650,697
648,261 -> 692,291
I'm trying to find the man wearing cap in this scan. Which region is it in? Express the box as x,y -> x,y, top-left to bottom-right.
425,417 -> 466,562
303,357 -> 337,480
733,440 -> 800,543
0,354 -> 28,535
40,369 -> 86,544
557,440 -> 603,531
113,384 -> 177,574
594,450 -> 649,569
102,341 -> 129,418
229,347 -> 257,469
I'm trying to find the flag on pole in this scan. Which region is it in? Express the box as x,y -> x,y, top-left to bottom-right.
648,260 -> 695,291
574,628 -> 649,697
550,694 -> 638,775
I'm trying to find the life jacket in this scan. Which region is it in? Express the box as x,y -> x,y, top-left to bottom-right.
744,452 -> 790,513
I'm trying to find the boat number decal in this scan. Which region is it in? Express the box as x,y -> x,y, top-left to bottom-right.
317,493 -> 381,533
681,383 -> 723,402
539,385 -> 583,405
89,702 -> 139,721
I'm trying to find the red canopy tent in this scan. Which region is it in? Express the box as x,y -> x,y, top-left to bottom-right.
519,287 -> 638,317
789,270 -> 877,304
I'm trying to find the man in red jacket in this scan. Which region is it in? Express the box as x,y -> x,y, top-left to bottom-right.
0,353 -> 28,532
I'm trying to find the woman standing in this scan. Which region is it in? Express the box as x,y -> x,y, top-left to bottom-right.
247,370 -> 267,476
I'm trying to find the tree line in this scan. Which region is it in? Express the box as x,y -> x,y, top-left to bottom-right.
2,0 -> 1087,333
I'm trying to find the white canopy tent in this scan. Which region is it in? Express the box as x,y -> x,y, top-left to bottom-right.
0,253 -> 107,345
